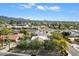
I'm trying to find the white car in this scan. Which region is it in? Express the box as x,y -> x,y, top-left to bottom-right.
70,44 -> 79,48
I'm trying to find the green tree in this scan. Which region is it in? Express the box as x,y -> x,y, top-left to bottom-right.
0,28 -> 13,47
49,31 -> 64,40
1,28 -> 13,35
9,20 -> 16,25
62,31 -> 71,37
0,20 -> 5,25
0,28 -> 13,48
20,29 -> 32,39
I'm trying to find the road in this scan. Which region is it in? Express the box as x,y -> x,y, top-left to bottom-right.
0,52 -> 30,56
68,43 -> 79,56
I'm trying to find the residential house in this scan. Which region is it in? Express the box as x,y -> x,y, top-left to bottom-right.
0,33 -> 24,42
31,36 -> 50,41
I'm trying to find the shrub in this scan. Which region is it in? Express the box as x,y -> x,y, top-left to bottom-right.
16,40 -> 32,50
30,39 -> 44,50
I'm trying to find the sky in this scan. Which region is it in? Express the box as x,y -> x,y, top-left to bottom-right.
0,3 -> 79,21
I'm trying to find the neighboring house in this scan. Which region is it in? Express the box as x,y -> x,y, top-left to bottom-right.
68,36 -> 79,43
11,25 -> 29,29
68,31 -> 79,42
7,25 -> 29,33
31,36 -> 50,41
0,33 -> 24,42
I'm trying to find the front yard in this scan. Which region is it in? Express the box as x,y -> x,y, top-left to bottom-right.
8,39 -> 68,56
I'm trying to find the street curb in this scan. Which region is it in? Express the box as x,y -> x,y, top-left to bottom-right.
66,51 -> 72,56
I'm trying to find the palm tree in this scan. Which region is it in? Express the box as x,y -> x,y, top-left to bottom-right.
0,40 -> 4,48
0,31 -> 4,47
7,39 -> 11,50
2,28 -> 13,50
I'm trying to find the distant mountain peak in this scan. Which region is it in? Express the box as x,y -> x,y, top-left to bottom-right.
0,16 -> 30,21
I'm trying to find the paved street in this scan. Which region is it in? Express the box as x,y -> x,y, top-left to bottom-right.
0,52 -> 30,56
68,44 -> 79,56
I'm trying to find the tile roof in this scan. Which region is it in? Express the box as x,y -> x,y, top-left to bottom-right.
0,34 -> 24,41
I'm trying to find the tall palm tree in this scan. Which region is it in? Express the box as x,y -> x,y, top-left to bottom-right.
8,40 -> 11,50
0,31 -> 4,47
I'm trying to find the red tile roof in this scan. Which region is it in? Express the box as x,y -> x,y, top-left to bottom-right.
0,34 -> 24,42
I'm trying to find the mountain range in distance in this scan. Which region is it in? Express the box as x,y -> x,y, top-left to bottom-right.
0,16 -> 79,23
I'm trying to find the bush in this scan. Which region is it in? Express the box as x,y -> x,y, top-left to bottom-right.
43,39 -> 68,55
43,40 -> 54,50
30,39 -> 44,50
50,32 -> 64,40
16,40 -> 32,50
16,38 -> 68,55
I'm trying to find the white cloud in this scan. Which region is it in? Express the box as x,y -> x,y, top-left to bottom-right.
20,3 -> 36,9
20,3 -> 61,12
36,5 -> 50,10
49,6 -> 61,12
29,3 -> 36,6
44,6 -> 49,10
36,5 -> 61,12
36,6 -> 46,10
21,4 -> 31,8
